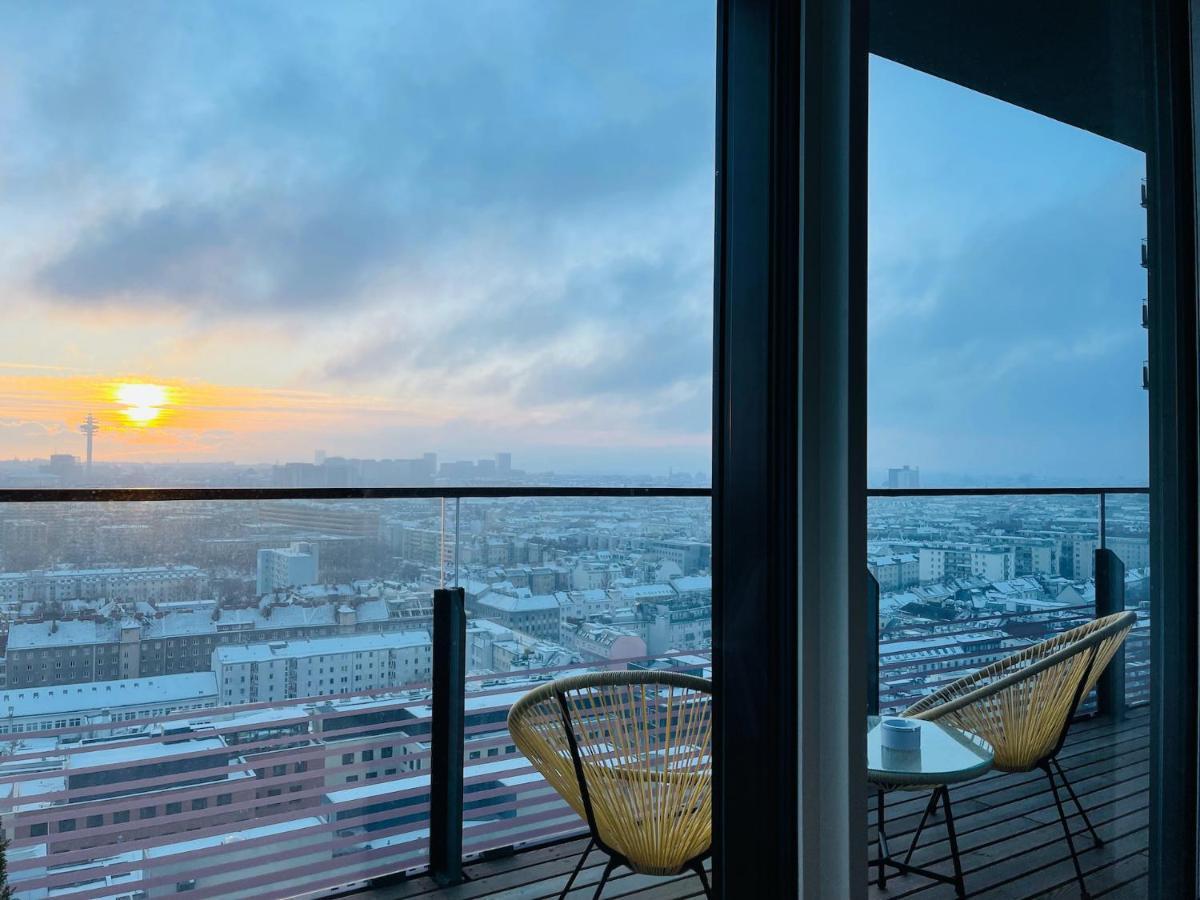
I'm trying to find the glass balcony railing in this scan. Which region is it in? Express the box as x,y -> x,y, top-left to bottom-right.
0,485 -> 1146,897
867,487 -> 1151,717
0,489 -> 711,899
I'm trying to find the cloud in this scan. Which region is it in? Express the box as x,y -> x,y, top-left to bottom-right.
18,2 -> 715,321
868,170 -> 1148,479
0,418 -> 67,437
36,193 -> 400,312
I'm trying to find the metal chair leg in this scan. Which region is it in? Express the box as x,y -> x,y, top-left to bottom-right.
938,786 -> 967,899
876,788 -> 888,889
559,839 -> 594,899
592,858 -> 618,900
903,788 -> 942,866
1043,762 -> 1092,899
691,860 -> 714,900
1051,757 -> 1104,848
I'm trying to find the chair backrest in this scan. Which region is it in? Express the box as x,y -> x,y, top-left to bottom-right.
903,611 -> 1137,771
507,671 -> 713,875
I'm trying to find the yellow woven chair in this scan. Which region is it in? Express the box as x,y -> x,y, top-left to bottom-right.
507,672 -> 712,899
902,610 -> 1137,899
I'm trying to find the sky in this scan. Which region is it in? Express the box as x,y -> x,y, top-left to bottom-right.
0,3 -> 1148,482
0,1 -> 716,475
868,59 -> 1148,485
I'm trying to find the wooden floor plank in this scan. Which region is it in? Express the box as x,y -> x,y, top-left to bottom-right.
349,713 -> 1148,900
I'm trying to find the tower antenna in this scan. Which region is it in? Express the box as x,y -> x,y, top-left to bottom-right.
79,413 -> 99,473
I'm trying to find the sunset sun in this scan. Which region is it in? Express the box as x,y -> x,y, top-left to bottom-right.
112,382 -> 171,426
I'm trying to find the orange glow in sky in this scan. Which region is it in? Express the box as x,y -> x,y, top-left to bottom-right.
0,366 -> 462,462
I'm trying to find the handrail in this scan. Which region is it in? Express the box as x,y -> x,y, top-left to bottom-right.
0,485 -> 712,503
0,483 -> 1150,504
868,486 -> 1148,497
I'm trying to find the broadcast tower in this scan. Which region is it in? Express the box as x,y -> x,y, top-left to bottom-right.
79,413 -> 99,473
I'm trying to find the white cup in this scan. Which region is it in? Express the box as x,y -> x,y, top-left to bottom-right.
881,717 -> 922,751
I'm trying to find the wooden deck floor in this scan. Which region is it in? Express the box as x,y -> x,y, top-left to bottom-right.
866,706 -> 1149,899
354,707 -> 1148,899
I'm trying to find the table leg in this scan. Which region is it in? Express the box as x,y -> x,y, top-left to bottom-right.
903,789 -> 941,866
939,786 -> 966,899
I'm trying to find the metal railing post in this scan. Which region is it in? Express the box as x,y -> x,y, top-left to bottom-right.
1099,490 -> 1107,549
867,571 -> 880,716
1094,547 -> 1126,720
430,586 -> 466,885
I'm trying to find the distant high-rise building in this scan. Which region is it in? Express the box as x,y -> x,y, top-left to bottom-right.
421,452 -> 438,481
273,462 -> 324,488
496,452 -> 512,473
256,541 -> 320,595
887,465 -> 920,489
314,449 -> 327,464
440,460 -> 477,479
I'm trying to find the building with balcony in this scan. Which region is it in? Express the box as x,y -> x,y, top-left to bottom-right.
917,544 -> 1016,583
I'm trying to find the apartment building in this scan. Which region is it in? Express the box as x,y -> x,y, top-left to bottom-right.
4,597 -> 422,688
917,544 -> 1015,583
256,541 -> 320,595
212,631 -> 433,705
0,565 -> 207,605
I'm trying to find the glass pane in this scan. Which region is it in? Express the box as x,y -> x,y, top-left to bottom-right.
0,2 -> 714,489
457,495 -> 712,857
868,6 -> 1153,893
1105,492 -> 1150,706
868,57 -> 1147,487
869,493 -> 1100,714
0,497 -> 454,897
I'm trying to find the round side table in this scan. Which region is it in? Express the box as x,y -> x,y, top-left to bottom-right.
867,716 -> 993,898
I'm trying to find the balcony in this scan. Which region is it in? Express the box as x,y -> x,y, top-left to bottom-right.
339,708 -> 1147,900
0,487 -> 1148,899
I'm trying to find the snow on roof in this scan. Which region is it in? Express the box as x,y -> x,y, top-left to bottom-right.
0,565 -> 201,581
477,593 -> 559,613
618,584 -> 675,600
356,599 -> 392,622
670,576 -> 712,593
67,736 -> 227,770
325,755 -> 529,804
0,673 -> 217,719
212,630 -> 430,665
880,630 -> 1008,658
6,620 -> 118,649
144,816 -> 325,858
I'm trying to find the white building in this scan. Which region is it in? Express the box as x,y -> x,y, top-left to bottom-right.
868,553 -> 920,591
0,672 -> 218,737
0,565 -> 207,605
553,588 -> 615,621
256,541 -> 319,595
917,544 -> 1014,583
212,631 -> 432,705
